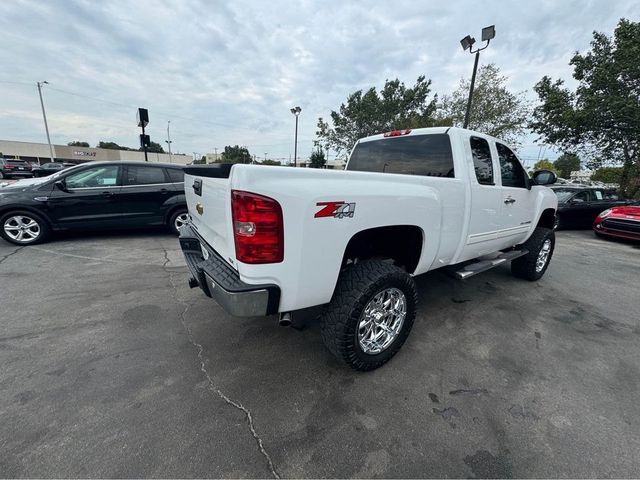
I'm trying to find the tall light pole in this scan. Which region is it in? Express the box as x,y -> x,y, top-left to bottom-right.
37,81 -> 55,163
460,25 -> 495,129
290,106 -> 301,167
165,120 -> 173,163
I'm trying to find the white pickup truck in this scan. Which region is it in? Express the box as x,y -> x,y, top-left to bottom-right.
179,127 -> 558,370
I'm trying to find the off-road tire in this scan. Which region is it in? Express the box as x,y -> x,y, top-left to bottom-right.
320,260 -> 418,371
511,227 -> 555,281
0,210 -> 51,245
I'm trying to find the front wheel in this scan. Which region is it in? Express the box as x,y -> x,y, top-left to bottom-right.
0,211 -> 51,245
320,260 -> 418,371
511,227 -> 555,281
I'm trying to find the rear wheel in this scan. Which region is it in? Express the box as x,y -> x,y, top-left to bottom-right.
511,227 -> 555,281
320,260 -> 418,371
1,211 -> 51,245
168,209 -> 189,235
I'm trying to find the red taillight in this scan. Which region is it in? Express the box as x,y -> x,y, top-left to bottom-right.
231,190 -> 284,264
383,128 -> 412,137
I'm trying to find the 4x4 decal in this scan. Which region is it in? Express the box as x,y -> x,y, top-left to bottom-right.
315,201 -> 356,219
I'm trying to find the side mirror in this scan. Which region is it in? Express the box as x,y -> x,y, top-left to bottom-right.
532,169 -> 557,186
54,180 -> 69,192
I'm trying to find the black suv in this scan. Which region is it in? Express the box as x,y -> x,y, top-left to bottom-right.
0,161 -> 187,245
0,158 -> 33,179
32,162 -> 76,177
551,185 -> 633,229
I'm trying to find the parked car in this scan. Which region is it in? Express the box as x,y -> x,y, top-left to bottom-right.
593,205 -> 640,241
32,162 -> 76,177
178,126 -> 558,370
0,161 -> 186,245
550,185 -> 632,229
0,158 -> 33,179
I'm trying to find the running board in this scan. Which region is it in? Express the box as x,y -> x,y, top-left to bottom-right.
454,250 -> 528,279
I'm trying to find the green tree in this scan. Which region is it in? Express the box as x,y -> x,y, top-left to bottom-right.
97,141 -> 133,151
192,156 -> 206,165
553,153 -> 581,178
533,159 -> 557,172
308,148 -> 327,169
315,76 -> 439,158
592,167 -> 623,183
141,141 -> 165,153
67,141 -> 90,147
438,64 -> 530,145
260,159 -> 281,166
530,19 -> 640,198
220,145 -> 252,164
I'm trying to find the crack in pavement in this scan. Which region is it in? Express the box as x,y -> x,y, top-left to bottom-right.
160,246 -> 280,479
0,246 -> 25,266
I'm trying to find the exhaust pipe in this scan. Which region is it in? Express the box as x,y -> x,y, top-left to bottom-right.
278,312 -> 292,327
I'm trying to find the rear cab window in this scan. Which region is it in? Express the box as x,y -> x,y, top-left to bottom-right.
347,133 -> 455,178
470,136 -> 494,185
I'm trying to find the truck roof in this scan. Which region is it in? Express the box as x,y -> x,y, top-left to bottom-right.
357,126 -> 497,144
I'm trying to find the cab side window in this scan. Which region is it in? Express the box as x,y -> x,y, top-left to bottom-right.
572,191 -> 591,202
496,143 -> 527,188
65,165 -> 120,188
165,168 -> 184,183
470,136 -> 494,185
125,166 -> 167,186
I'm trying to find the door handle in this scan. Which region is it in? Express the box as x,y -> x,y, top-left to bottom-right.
160,188 -> 169,194
102,191 -> 114,197
504,197 -> 516,204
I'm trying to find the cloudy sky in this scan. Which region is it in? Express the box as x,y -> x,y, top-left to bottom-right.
0,0 -> 636,165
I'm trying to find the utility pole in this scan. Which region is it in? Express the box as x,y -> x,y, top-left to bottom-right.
37,81 -> 55,163
460,25 -> 496,129
290,106 -> 301,167
165,120 -> 173,163
264,152 -> 267,163
214,147 -> 218,162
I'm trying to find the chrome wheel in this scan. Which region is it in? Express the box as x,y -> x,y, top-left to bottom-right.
3,215 -> 41,244
174,212 -> 189,231
536,238 -> 552,273
358,287 -> 407,355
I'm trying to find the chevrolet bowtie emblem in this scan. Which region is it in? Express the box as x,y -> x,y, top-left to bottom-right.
196,203 -> 204,215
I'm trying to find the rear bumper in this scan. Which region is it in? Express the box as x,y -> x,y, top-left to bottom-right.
178,223 -> 281,316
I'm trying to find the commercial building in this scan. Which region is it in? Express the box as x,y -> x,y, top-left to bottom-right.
0,139 -> 191,165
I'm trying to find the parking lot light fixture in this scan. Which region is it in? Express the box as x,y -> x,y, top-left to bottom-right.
36,81 -> 55,163
290,106 -> 301,167
460,25 -> 496,128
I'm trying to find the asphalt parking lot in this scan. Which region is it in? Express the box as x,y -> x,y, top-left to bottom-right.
1,229 -> 639,478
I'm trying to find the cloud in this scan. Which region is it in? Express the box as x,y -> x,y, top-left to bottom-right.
0,0 -> 636,162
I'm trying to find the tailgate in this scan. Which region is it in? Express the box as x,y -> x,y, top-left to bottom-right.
184,164 -> 235,266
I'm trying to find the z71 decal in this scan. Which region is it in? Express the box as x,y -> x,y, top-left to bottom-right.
315,201 -> 356,219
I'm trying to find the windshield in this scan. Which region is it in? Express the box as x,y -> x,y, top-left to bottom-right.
347,134 -> 455,178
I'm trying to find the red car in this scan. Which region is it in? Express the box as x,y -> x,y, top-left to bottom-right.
593,205 -> 640,241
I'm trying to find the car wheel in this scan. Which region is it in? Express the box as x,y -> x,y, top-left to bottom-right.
168,209 -> 189,235
320,260 -> 418,371
0,211 -> 51,245
0,171 -> 4,179
511,227 -> 555,281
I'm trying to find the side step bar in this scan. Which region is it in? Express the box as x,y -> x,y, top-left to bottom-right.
454,250 -> 528,279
